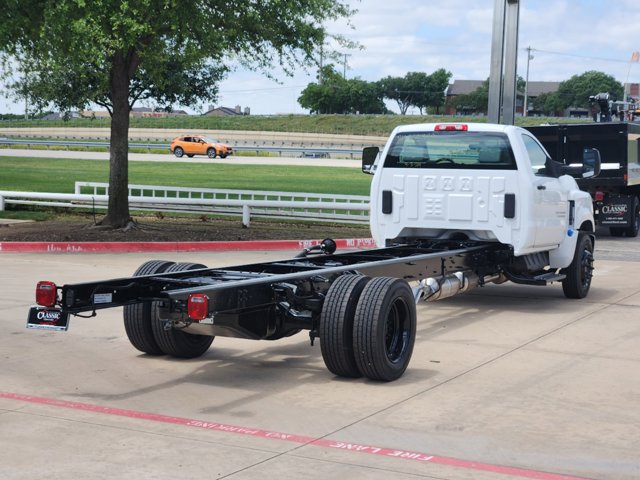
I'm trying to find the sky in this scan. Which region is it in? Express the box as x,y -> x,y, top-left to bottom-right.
2,0 -> 640,116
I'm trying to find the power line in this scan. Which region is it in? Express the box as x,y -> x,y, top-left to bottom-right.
219,85 -> 307,95
530,48 -> 636,65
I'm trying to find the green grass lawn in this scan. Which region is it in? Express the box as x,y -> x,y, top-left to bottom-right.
0,156 -> 371,196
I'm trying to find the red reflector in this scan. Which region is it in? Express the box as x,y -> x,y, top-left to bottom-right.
434,123 -> 468,131
594,191 -> 605,202
36,281 -> 57,307
187,293 -> 209,321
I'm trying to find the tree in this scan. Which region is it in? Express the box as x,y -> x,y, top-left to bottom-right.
298,65 -> 386,114
531,91 -> 565,116
450,79 -> 490,115
450,75 -> 524,116
555,71 -> 624,109
0,0 -> 353,228
378,70 -> 451,115
410,69 -> 451,114
377,76 -> 412,115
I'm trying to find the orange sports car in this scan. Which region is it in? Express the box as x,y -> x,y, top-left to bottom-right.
170,135 -> 233,159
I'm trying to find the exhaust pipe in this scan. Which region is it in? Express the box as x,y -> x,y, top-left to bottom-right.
413,271 -> 506,302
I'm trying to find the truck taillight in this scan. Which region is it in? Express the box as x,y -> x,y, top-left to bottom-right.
435,124 -> 468,131
594,191 -> 605,202
36,281 -> 57,307
187,293 -> 209,321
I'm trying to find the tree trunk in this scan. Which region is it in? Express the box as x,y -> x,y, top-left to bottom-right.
100,53 -> 132,228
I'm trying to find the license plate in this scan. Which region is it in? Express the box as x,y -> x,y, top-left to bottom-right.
27,306 -> 70,331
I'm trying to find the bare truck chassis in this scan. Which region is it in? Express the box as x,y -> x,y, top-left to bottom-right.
28,239 -> 519,382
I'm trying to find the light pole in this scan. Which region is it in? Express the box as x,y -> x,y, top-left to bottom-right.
523,46 -> 533,117
488,0 -> 519,124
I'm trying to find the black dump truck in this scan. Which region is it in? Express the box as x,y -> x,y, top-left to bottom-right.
526,122 -> 640,237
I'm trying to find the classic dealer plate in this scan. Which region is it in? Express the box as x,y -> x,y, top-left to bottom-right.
27,306 -> 70,331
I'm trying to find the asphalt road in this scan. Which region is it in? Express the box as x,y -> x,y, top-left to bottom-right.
0,148 -> 361,168
1,234 -> 639,480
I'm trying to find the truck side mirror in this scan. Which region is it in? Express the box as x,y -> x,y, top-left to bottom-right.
581,148 -> 601,178
362,146 -> 380,174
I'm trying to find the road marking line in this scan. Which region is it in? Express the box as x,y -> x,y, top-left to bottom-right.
0,391 -> 589,480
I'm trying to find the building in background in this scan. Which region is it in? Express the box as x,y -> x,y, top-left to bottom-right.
203,105 -> 250,116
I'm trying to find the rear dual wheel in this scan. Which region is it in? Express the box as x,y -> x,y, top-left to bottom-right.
320,275 -> 416,382
320,275 -> 370,378
123,260 -> 175,355
150,262 -> 214,358
123,261 -> 213,358
353,277 -> 417,382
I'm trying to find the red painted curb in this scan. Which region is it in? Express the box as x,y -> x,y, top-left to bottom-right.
0,238 -> 376,253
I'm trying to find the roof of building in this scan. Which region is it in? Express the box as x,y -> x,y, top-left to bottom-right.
447,79 -> 561,97
525,81 -> 561,96
203,106 -> 241,116
446,80 -> 485,96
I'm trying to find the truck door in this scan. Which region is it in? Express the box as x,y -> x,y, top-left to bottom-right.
521,133 -> 568,248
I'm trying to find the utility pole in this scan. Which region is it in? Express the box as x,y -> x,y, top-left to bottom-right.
319,45 -> 324,84
523,46 -> 533,117
342,53 -> 351,79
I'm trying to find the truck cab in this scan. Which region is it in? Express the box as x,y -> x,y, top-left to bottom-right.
363,123 -> 598,268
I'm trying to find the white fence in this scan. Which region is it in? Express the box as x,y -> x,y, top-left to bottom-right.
0,182 -> 370,226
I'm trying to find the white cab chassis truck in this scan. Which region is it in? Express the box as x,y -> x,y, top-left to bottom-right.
27,123 -> 600,382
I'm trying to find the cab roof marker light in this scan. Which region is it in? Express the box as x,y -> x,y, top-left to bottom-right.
36,281 -> 57,307
434,124 -> 468,132
187,293 -> 209,321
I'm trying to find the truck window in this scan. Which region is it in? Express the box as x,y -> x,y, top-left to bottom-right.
521,134 -> 550,174
383,131 -> 516,170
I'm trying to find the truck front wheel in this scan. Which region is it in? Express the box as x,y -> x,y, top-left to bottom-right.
561,234 -> 594,299
320,274 -> 371,378
353,277 -> 416,382
151,262 -> 214,358
123,260 -> 176,355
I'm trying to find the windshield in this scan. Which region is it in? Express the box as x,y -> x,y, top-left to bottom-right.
201,136 -> 220,144
383,131 -> 516,169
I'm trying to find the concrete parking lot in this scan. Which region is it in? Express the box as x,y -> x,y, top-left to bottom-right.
1,235 -> 639,480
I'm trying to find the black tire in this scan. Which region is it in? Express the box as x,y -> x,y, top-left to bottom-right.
123,260 -> 176,355
625,197 -> 640,237
609,227 -> 625,237
320,275 -> 371,378
562,234 -> 594,299
173,147 -> 184,158
207,148 -> 217,158
219,153 -> 228,159
151,262 -> 214,358
353,277 -> 416,382
187,154 -> 194,158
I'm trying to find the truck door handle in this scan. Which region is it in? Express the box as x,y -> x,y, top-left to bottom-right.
537,185 -> 546,190
382,190 -> 393,214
